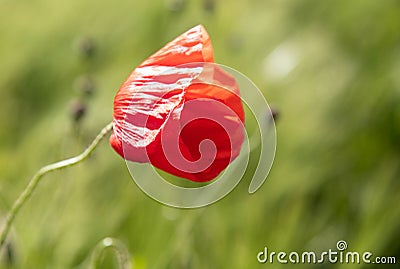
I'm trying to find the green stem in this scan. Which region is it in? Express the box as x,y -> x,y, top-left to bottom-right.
89,237 -> 131,269
0,122 -> 113,248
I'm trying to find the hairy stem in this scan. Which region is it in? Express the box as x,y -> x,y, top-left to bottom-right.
0,122 -> 113,248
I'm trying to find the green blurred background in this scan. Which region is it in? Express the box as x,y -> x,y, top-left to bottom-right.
1,0 -> 399,268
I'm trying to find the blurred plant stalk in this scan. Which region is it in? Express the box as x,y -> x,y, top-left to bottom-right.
89,237 -> 131,269
0,122 -> 113,249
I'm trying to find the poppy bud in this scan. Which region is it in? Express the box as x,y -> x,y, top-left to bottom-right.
110,25 -> 245,182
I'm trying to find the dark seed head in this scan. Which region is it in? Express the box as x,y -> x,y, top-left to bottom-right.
165,0 -> 185,12
74,76 -> 96,96
203,0 -> 215,13
270,107 -> 280,122
69,100 -> 87,122
74,36 -> 96,58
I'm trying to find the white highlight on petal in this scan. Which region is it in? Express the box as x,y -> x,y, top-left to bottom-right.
114,64 -> 205,148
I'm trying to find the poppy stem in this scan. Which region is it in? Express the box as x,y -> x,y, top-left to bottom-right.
0,122 -> 113,249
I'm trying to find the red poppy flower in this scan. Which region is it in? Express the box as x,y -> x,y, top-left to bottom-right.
110,25 -> 245,182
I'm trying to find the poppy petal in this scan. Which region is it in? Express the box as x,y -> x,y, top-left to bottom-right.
110,25 -> 245,182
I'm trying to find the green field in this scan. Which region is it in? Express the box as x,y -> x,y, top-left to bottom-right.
1,0 -> 399,268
